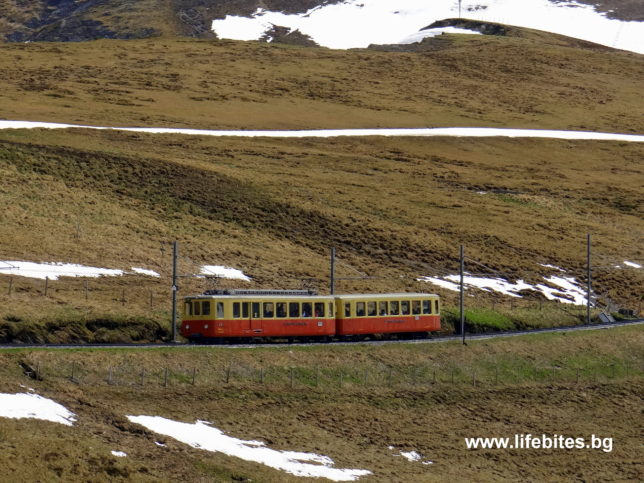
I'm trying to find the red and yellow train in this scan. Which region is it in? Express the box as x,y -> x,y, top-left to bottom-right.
180,289 -> 440,342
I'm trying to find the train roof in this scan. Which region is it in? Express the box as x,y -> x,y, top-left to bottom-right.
185,294 -> 334,300
185,292 -> 439,300
333,293 -> 439,299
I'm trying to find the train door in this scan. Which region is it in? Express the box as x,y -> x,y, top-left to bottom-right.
250,302 -> 262,332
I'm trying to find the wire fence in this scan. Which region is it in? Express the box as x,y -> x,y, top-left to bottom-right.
21,359 -> 643,391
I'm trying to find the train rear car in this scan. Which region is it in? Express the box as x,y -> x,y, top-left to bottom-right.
180,289 -> 336,342
334,293 -> 440,338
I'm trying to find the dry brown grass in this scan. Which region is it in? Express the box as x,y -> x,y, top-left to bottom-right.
0,325 -> 642,481
0,35 -> 641,337
0,36 -> 642,132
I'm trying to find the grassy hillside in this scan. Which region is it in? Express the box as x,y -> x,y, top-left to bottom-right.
0,36 -> 641,338
0,126 -> 641,339
0,326 -> 642,481
0,36 -> 642,132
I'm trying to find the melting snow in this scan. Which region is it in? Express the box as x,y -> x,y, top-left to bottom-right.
419,272 -> 588,305
623,261 -> 641,268
0,393 -> 76,426
539,263 -> 565,272
389,446 -> 434,465
445,275 -> 534,298
0,260 -> 123,280
131,267 -> 161,277
127,416 -> 371,481
111,451 -> 127,457
399,450 -> 422,461
399,27 -> 482,44
417,277 -> 460,292
200,265 -> 251,281
210,0 -> 644,54
1,121 -> 644,143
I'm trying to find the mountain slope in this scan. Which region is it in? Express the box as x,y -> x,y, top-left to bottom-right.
1,0 -> 643,52
1,36 -> 643,133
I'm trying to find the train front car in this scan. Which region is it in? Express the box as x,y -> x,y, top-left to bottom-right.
180,289 -> 336,342
334,293 -> 440,339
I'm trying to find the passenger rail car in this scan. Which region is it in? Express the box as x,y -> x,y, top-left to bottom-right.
180,290 -> 441,343
335,293 -> 440,337
180,290 -> 335,341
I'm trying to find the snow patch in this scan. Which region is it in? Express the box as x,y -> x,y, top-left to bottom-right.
623,261 -> 641,268
389,446 -> 434,465
131,267 -> 161,277
445,275 -> 534,298
399,26 -> 481,44
399,450 -> 422,461
127,416 -> 371,481
111,451 -> 127,457
1,121 -> 644,142
0,260 -> 123,280
0,393 -> 76,426
210,0 -> 644,54
200,265 -> 251,281
419,272 -> 588,305
539,263 -> 565,272
417,277 -> 460,292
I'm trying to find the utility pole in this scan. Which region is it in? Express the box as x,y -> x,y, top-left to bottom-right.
460,244 -> 465,344
171,241 -> 178,343
330,247 -> 336,295
458,0 -> 462,18
587,234 -> 591,325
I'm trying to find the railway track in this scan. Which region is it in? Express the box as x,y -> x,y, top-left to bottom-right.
0,319 -> 642,350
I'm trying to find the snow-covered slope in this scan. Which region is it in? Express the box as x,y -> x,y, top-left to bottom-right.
211,0 -> 644,54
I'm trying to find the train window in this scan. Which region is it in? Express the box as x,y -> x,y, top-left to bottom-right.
345,303 -> 351,317
356,302 -> 365,317
216,302 -> 224,318
401,301 -> 410,315
233,302 -> 241,318
314,303 -> 325,317
329,302 -> 334,316
390,301 -> 399,315
289,302 -> 300,317
263,302 -> 274,318
194,302 -> 201,316
242,302 -> 249,318
252,302 -> 260,318
412,300 -> 421,315
367,301 -> 377,316
422,300 -> 431,314
185,302 -> 192,316
302,302 -> 312,317
202,301 -> 211,316
276,302 -> 287,318
435,300 -> 440,314
379,301 -> 388,316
